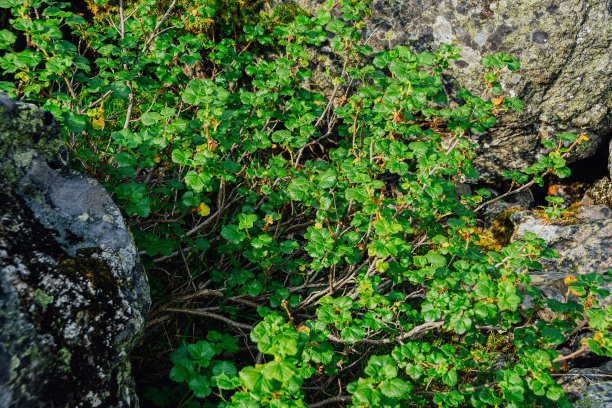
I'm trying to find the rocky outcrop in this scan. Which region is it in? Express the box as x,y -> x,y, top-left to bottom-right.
291,0 -> 612,179
511,205 -> 612,303
0,93 -> 150,407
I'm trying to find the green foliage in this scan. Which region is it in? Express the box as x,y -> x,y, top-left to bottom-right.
170,333 -> 240,399
2,0 -> 612,407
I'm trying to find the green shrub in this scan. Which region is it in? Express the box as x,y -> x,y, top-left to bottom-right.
2,0 -> 612,407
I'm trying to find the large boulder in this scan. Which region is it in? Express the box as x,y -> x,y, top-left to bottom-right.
0,93 -> 150,407
291,0 -> 612,179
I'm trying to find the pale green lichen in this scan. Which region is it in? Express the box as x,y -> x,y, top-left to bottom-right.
33,289 -> 54,310
57,347 -> 72,372
585,178 -> 612,207
0,96 -> 64,183
9,355 -> 20,382
13,150 -> 37,168
576,396 -> 604,408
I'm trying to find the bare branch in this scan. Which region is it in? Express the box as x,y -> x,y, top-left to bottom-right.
308,396 -> 352,408
326,321 -> 444,345
164,307 -> 255,331
141,0 -> 178,53
553,345 -> 589,363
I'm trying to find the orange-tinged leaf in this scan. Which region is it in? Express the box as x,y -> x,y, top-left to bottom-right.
92,116 -> 104,129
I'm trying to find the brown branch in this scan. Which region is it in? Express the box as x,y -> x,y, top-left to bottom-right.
474,179 -> 538,213
418,381 -> 497,396
326,321 -> 444,345
150,289 -> 261,319
164,307 -> 254,331
81,90 -> 113,114
553,345 -> 589,363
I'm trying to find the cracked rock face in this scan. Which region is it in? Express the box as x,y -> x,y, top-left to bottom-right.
291,0 -> 612,179
0,92 -> 150,407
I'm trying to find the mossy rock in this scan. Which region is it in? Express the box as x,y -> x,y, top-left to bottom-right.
0,94 -> 150,408
583,177 -> 612,208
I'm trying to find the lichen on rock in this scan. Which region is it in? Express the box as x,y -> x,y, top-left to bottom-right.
0,92 -> 150,407
582,177 -> 612,208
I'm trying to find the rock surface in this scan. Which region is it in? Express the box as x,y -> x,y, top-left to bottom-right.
582,177 -> 612,208
558,360 -> 612,407
0,92 -> 150,407
291,0 -> 612,179
510,205 -> 612,302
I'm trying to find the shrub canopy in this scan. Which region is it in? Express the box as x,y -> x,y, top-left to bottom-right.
1,0 -> 611,407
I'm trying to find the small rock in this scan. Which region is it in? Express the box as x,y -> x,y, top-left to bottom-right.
534,286 -> 566,322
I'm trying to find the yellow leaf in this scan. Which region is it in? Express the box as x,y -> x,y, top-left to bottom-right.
92,116 -> 104,129
197,202 -> 211,217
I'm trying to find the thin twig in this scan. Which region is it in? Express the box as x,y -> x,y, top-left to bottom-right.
474,179 -> 538,213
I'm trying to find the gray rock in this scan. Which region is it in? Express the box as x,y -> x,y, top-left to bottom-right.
534,286 -> 566,322
482,188 -> 535,223
0,93 -> 150,407
290,0 -> 612,179
510,206 -> 612,304
557,361 -> 612,407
